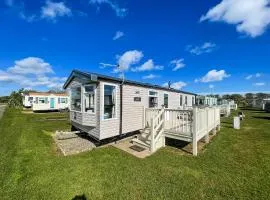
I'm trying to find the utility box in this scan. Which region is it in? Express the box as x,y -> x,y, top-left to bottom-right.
234,117 -> 240,130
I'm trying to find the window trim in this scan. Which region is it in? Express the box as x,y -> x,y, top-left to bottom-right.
148,89 -> 159,108
180,94 -> 183,106
70,86 -> 82,112
102,82 -> 117,121
163,92 -> 169,108
83,84 -> 96,114
38,97 -> 46,104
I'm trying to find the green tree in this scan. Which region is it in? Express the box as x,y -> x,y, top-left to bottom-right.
8,88 -> 24,108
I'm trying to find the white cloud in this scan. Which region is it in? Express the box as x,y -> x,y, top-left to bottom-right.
246,73 -> 263,80
255,73 -> 262,77
8,57 -> 54,75
41,1 -> 72,21
254,82 -> 265,86
113,31 -> 124,40
209,84 -> 215,89
0,57 -> 66,90
89,0 -> 127,17
170,59 -> 185,71
131,59 -> 163,72
116,50 -> 143,72
19,12 -> 37,23
163,81 -> 187,90
186,42 -> 217,55
200,0 -> 270,37
245,75 -> 253,80
142,74 -> 160,79
197,69 -> 230,83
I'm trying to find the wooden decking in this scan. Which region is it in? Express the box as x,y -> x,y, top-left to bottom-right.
134,107 -> 221,155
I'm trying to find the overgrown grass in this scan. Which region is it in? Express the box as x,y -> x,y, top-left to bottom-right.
0,108 -> 269,200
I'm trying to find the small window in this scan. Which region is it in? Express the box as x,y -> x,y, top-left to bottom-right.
149,90 -> 158,108
71,87 -> 82,111
149,91 -> 158,96
164,93 -> 168,108
104,85 -> 116,119
61,98 -> 67,104
85,85 -> 95,113
180,95 -> 183,106
185,96 -> 188,105
38,97 -> 46,104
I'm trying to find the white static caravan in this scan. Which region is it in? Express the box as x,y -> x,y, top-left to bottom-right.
262,99 -> 270,110
63,70 -> 197,141
196,96 -> 217,107
22,93 -> 34,108
25,92 -> 69,111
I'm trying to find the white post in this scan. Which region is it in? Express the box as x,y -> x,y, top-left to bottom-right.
204,108 -> 209,143
192,107 -> 198,156
162,109 -> 166,147
143,106 -> 146,128
150,118 -> 155,153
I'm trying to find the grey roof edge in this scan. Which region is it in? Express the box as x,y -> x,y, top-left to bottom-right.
63,69 -> 198,96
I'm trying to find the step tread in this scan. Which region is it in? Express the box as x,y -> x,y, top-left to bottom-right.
131,138 -> 150,149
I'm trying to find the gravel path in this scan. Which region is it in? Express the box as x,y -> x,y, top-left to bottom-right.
0,105 -> 6,120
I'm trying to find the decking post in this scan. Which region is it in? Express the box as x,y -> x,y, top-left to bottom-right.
150,118 -> 155,153
212,128 -> 217,136
162,109 -> 166,147
143,106 -> 146,128
192,107 -> 198,156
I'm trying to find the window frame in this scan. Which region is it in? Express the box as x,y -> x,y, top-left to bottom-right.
83,84 -> 96,114
38,97 -> 46,104
148,90 -> 159,108
102,83 -> 117,121
163,93 -> 169,108
180,95 -> 183,106
70,86 -> 82,112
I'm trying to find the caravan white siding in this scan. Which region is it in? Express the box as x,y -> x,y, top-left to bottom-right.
121,84 -> 195,134
67,77 -> 196,141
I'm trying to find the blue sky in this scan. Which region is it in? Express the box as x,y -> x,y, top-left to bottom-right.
0,0 -> 270,96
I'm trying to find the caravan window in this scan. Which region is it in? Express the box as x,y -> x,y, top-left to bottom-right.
71,87 -> 81,111
149,90 -> 158,108
61,98 -> 67,104
104,84 -> 116,119
38,97 -> 46,104
84,85 -> 95,113
164,93 -> 168,108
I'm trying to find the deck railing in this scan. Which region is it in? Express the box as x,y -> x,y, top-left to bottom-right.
145,106 -> 221,155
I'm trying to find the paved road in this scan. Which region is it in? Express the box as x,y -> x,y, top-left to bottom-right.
0,105 -> 6,120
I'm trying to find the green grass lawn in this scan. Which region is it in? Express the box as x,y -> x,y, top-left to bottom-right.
0,109 -> 270,200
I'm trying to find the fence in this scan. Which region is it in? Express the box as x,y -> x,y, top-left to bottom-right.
145,107 -> 221,155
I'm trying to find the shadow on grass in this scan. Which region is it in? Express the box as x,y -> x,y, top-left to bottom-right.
252,116 -> 270,120
165,138 -> 191,154
72,194 -> 87,200
222,125 -> 233,129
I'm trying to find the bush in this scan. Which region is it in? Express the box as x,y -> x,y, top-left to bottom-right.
265,103 -> 270,113
8,89 -> 23,108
